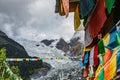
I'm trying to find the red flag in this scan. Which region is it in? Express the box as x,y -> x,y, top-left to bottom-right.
87,0 -> 107,38
94,45 -> 99,66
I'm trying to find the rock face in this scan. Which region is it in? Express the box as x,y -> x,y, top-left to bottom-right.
0,31 -> 51,79
56,38 -> 69,53
41,36 -> 84,56
41,39 -> 55,46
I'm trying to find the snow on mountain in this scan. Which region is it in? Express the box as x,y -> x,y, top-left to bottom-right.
13,37 -> 78,68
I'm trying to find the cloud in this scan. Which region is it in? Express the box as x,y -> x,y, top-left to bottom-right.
0,0 -> 74,41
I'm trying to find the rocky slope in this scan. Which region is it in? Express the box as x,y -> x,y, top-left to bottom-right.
40,31 -> 84,57
0,31 -> 51,80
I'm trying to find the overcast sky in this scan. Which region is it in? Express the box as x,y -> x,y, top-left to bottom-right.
0,0 -> 75,41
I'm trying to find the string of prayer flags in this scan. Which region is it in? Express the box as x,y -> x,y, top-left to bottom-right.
104,0 -> 115,14
62,0 -> 69,18
74,4 -> 81,31
79,0 -> 95,18
87,0 -> 107,38
6,56 -> 81,62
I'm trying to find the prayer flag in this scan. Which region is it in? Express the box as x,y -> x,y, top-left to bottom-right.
88,0 -> 107,38
98,68 -> 104,80
74,4 -> 81,31
117,49 -> 120,72
104,62 -> 110,80
105,0 -> 115,14
62,0 -> 69,17
80,0 -> 94,18
98,39 -> 105,55
110,54 -> 117,79
94,45 -> 99,66
104,49 -> 112,64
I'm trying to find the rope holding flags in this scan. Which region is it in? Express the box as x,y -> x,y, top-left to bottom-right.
6,56 -> 81,62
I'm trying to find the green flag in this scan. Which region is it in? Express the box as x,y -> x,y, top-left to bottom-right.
105,0 -> 115,14
116,33 -> 120,45
98,68 -> 104,80
98,39 -> 105,55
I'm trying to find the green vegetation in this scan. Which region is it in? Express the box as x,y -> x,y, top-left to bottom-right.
0,48 -> 22,80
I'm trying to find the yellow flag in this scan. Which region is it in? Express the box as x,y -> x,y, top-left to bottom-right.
74,4 -> 81,31
94,65 -> 103,80
102,33 -> 110,46
110,53 -> 117,79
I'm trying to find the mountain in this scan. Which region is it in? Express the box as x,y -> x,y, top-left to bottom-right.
0,31 -> 51,79
11,31 -> 84,80
40,31 -> 84,56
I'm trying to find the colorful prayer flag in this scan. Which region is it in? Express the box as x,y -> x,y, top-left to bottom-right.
87,0 -> 107,38
62,0 -> 69,18
117,49 -> 120,72
94,45 -> 99,66
110,53 -> 117,79
98,68 -> 104,80
104,62 -> 110,80
74,4 -> 81,31
116,33 -> 120,45
98,39 -> 105,55
80,0 -> 94,18
89,47 -> 94,66
104,48 -> 112,64
104,0 -> 115,14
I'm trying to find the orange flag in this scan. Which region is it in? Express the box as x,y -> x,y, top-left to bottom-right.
62,0 -> 69,18
104,49 -> 112,64
104,62 -> 110,80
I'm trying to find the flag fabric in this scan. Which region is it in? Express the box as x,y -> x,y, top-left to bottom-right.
104,62 -> 110,80
62,0 -> 69,18
83,67 -> 89,78
116,33 -> 120,45
84,51 -> 90,66
98,68 -> 104,80
110,53 -> 117,79
94,65 -> 102,80
94,45 -> 99,66
87,0 -> 107,38
89,65 -> 94,78
102,33 -> 110,46
89,47 -> 94,66
104,48 -> 112,64
85,27 -> 93,47
79,0 -> 94,18
74,4 -> 81,30
117,49 -> 120,72
98,39 -> 105,55
104,0 -> 115,14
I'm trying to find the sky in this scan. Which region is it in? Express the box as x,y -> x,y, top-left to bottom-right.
0,0 -> 75,41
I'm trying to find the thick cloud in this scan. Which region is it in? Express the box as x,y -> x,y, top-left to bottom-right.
0,0 -> 74,41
